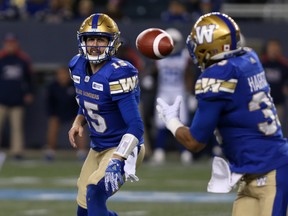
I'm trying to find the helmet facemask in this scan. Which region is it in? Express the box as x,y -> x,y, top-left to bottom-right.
78,33 -> 120,64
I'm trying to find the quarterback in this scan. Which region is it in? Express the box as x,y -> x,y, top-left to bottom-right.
156,12 -> 288,216
68,13 -> 145,216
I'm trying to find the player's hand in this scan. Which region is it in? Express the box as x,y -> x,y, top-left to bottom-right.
156,96 -> 182,124
104,158 -> 125,193
156,96 -> 184,136
68,124 -> 84,148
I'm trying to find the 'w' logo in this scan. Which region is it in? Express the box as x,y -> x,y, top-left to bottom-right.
195,24 -> 217,44
119,75 -> 138,92
256,176 -> 267,186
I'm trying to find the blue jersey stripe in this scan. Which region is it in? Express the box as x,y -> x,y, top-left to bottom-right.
92,14 -> 99,29
216,14 -> 237,49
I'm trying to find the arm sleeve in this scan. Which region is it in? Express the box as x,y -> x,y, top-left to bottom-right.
118,94 -> 144,141
190,99 -> 226,144
77,106 -> 83,115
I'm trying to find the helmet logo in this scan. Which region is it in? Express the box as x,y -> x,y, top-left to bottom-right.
195,24 -> 216,44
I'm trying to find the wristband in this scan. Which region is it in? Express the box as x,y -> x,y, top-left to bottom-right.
114,134 -> 139,159
166,118 -> 184,136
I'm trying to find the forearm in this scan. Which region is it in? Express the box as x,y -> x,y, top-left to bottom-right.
113,96 -> 143,160
175,126 -> 206,153
72,114 -> 86,127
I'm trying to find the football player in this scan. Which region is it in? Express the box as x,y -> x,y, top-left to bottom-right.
68,13 -> 145,216
156,12 -> 288,216
151,28 -> 194,165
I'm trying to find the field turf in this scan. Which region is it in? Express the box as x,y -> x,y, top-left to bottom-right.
0,150 -> 233,216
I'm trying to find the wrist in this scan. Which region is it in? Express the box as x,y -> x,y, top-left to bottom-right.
109,158 -> 125,167
112,154 -> 125,161
166,118 -> 184,136
114,133 -> 139,159
72,121 -> 82,127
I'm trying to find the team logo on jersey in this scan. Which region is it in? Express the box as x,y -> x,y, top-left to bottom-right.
195,24 -> 217,44
84,76 -> 90,82
92,82 -> 103,91
72,75 -> 80,84
256,176 -> 267,186
195,78 -> 238,94
109,75 -> 138,94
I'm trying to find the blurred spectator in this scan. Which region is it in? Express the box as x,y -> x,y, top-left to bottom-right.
150,28 -> 194,165
44,65 -> 87,161
35,0 -> 73,23
22,0 -> 49,20
229,0 -> 267,2
0,151 -> 5,170
104,0 -> 128,21
261,39 -> 288,135
186,0 -> 223,20
0,33 -> 34,160
161,0 -> 192,23
0,0 -> 20,20
73,0 -> 95,21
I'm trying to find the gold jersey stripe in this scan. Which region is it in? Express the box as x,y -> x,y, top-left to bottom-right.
110,83 -> 122,91
110,82 -> 124,94
195,78 -> 238,94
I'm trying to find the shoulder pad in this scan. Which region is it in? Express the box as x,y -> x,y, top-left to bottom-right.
68,54 -> 81,69
109,58 -> 138,79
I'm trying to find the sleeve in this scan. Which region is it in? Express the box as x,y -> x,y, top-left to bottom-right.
77,106 -> 83,115
190,99 -> 227,144
117,91 -> 144,141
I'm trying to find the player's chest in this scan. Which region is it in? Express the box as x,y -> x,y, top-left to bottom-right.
72,73 -> 110,103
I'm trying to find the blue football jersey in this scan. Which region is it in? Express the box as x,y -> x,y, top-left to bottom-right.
69,55 -> 144,151
190,48 -> 288,174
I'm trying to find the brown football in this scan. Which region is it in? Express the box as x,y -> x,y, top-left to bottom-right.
135,28 -> 174,59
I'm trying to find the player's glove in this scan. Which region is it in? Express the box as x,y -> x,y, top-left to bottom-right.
156,95 -> 184,136
104,158 -> 125,193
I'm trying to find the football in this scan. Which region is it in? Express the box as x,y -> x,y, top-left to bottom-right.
135,28 -> 174,59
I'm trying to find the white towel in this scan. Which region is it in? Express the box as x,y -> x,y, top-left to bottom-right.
124,147 -> 139,182
207,156 -> 243,193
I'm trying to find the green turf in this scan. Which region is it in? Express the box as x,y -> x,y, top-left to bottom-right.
0,201 -> 233,216
0,150 -> 233,216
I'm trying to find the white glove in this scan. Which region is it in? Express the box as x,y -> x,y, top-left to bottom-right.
156,96 -> 184,136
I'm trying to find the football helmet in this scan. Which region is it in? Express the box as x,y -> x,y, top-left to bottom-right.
77,13 -> 121,64
165,28 -> 183,54
186,12 -> 242,70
